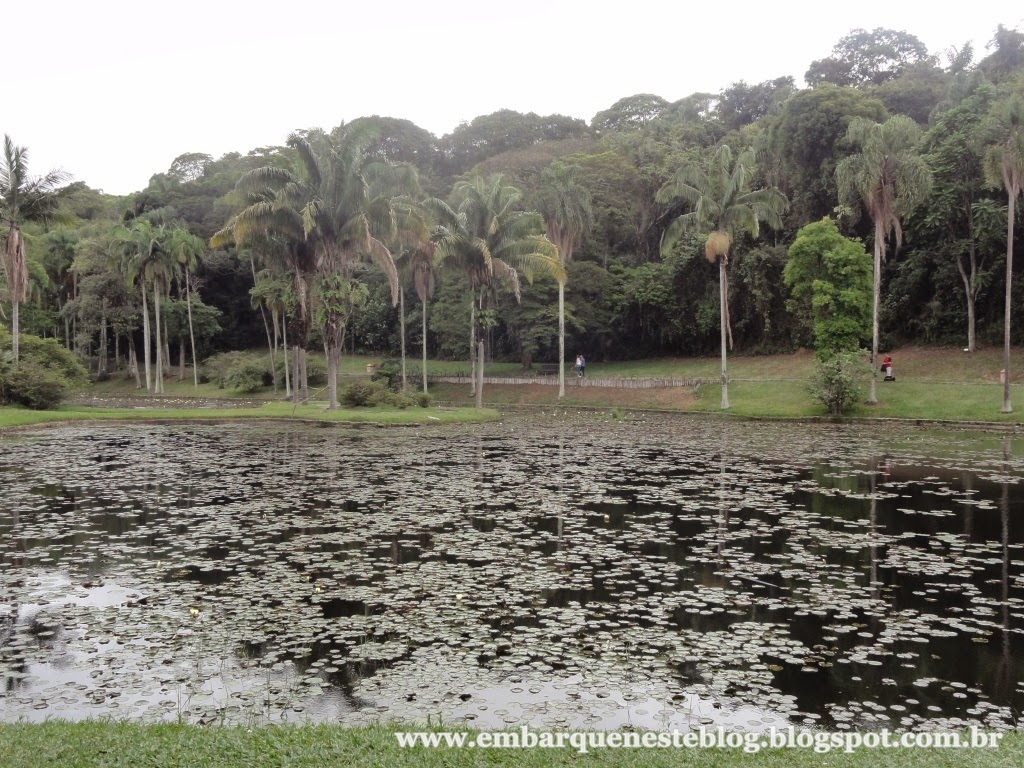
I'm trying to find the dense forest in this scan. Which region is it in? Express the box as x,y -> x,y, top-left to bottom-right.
4,24 -> 1024,399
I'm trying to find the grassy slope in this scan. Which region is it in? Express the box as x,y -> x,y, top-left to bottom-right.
428,346 -> 1024,423
0,723 -> 1020,768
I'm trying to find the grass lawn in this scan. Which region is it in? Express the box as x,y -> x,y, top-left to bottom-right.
0,723 -> 1019,768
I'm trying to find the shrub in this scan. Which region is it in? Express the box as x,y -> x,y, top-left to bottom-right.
225,359 -> 272,393
371,359 -> 402,391
369,389 -> 415,409
341,379 -> 380,407
414,391 -> 431,408
203,351 -> 247,389
809,350 -> 869,416
1,360 -> 69,410
0,328 -> 88,410
305,358 -> 327,387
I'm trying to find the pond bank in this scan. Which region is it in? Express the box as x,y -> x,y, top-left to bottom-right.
0,722 -> 1020,768
0,402 -> 499,433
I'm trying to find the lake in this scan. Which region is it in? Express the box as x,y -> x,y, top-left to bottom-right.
1,414 -> 1021,731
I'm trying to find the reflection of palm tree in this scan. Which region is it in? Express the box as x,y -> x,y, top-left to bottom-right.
995,437 -> 1012,699
717,431 -> 728,560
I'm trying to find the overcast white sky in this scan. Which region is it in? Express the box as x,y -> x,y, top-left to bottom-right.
5,0 -> 1023,196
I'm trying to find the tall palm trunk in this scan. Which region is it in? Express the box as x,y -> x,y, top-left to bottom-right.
469,295 -> 476,396
719,256 -> 730,410
1002,191 -> 1015,413
282,317 -> 291,398
475,337 -> 485,409
558,280 -> 566,399
154,283 -> 164,394
421,297 -> 429,394
399,286 -> 407,392
869,223 -> 883,405
99,314 -> 108,375
140,283 -> 152,392
129,340 -> 141,388
251,260 -> 277,393
11,299 -> 19,362
185,265 -> 198,387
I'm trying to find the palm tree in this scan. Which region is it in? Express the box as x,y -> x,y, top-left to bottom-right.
1,135 -> 69,360
118,219 -> 177,394
984,95 -> 1024,414
217,126 -> 414,409
410,244 -> 437,394
836,116 -> 933,404
538,162 -> 593,398
166,228 -> 205,387
432,175 -> 561,408
657,145 -> 787,409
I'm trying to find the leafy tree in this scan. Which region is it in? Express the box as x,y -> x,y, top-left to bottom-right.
983,94 -> 1024,413
431,174 -> 560,408
657,145 -> 787,408
837,115 -> 933,404
806,28 -> 932,87
168,153 -> 214,184
1,135 -> 70,360
784,218 -> 872,354
537,161 -> 593,397
715,77 -> 795,132
764,85 -> 888,224
919,85 -> 1002,351
979,25 -> 1024,84
590,94 -> 669,133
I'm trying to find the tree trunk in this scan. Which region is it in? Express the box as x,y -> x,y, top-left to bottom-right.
869,223 -> 882,405
282,317 -> 291,398
292,343 -> 301,404
11,300 -> 20,362
558,279 -> 566,399
300,347 -> 308,401
186,265 -> 199,388
114,331 -> 120,371
179,339 -> 186,381
399,286 -> 407,393
422,297 -> 429,394
475,337 -> 485,409
154,285 -> 164,394
719,256 -> 729,410
1002,190 -> 1015,414
327,345 -> 339,409
63,305 -> 70,349
250,259 -> 277,393
99,314 -> 108,375
469,296 -> 476,396
130,340 -> 142,388
141,284 -> 152,392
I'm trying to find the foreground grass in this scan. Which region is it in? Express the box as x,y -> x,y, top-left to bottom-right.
0,402 -> 498,430
0,723 -> 1020,768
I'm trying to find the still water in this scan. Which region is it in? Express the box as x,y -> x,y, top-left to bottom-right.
1,415 -> 1022,731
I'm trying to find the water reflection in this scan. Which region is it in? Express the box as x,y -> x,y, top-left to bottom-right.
0,416 -> 1022,730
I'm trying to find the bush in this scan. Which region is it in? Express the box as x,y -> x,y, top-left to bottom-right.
225,359 -> 272,393
414,391 -> 431,408
0,360 -> 70,410
0,328 -> 88,410
341,379 -> 380,407
203,351 -> 248,389
809,350 -> 869,416
371,360 -> 402,391
369,389 -> 415,409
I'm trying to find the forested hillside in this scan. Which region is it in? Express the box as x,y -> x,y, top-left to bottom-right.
5,24 -> 1024,383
